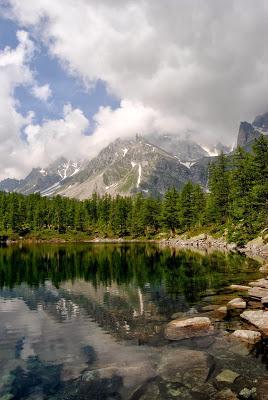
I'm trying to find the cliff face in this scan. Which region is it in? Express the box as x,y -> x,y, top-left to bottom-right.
237,121 -> 258,147
237,112 -> 268,147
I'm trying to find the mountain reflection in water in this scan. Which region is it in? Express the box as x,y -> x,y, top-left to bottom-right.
0,243 -> 265,400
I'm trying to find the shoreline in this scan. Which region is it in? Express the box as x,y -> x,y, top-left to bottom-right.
3,233 -> 268,261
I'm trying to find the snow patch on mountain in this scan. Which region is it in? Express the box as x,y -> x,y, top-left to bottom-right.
202,146 -> 218,157
137,164 -> 142,188
122,148 -> 128,157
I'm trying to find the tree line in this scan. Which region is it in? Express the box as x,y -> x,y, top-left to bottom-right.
0,135 -> 267,244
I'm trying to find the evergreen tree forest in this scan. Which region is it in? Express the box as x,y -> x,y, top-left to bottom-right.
0,136 -> 267,245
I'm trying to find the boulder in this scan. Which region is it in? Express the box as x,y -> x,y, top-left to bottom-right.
229,285 -> 250,291
215,369 -> 240,384
261,297 -> 268,306
248,287 -> 268,300
240,310 -> 268,336
248,279 -> 268,289
227,298 -> 246,309
157,348 -> 213,389
165,316 -> 214,341
230,329 -> 262,344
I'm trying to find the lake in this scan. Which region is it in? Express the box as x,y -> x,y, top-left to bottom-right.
0,243 -> 267,399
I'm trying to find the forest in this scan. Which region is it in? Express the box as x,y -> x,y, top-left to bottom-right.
0,135 -> 267,245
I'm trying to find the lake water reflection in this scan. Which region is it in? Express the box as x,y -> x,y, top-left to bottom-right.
0,243 -> 267,399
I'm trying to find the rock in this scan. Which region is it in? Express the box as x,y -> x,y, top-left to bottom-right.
259,264 -> 268,273
215,369 -> 240,384
227,298 -> 246,309
229,343 -> 250,356
248,279 -> 268,289
82,362 -> 156,390
261,297 -> 268,306
215,306 -> 227,318
240,310 -> 268,336
171,312 -> 185,319
165,316 -> 214,341
201,304 -> 220,311
157,348 -> 214,389
229,285 -> 251,291
231,329 -> 262,344
135,382 -> 161,400
239,387 -> 257,399
248,287 -> 268,300
214,388 -> 238,399
247,300 -> 263,309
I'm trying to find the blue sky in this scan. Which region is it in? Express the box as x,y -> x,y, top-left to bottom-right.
0,15 -> 119,131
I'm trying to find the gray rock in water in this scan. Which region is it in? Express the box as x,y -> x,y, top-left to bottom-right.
215,369 -> 240,384
227,298 -> 246,309
248,279 -> 268,289
248,287 -> 268,300
165,316 -> 214,341
157,348 -> 214,389
240,310 -> 268,336
231,329 -> 262,344
261,296 -> 268,306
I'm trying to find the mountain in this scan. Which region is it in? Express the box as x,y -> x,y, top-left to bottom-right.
0,178 -> 21,192
55,137 -> 193,199
145,133 -> 209,163
0,158 -> 84,196
237,112 -> 268,147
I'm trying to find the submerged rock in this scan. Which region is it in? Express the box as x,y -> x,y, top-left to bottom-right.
240,310 -> 268,336
165,316 -> 214,341
157,348 -> 214,389
227,298 -> 246,309
215,369 -> 240,384
82,362 -> 156,391
230,329 -> 262,344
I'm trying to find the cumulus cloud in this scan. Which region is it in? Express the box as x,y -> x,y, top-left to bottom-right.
2,0 -> 268,179
6,0 -> 268,146
0,30 -> 90,179
31,83 -> 52,101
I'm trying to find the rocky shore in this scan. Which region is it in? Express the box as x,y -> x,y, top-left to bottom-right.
161,233 -> 268,260
158,265 -> 268,400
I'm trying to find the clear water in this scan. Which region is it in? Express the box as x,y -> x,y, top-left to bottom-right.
0,243 -> 267,399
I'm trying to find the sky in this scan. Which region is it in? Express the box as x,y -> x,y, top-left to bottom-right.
1,0 -> 268,180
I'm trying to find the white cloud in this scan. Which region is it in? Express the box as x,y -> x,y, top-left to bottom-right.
0,30 -> 90,180
6,0 -> 268,147
2,1 -> 268,179
31,83 -> 52,101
